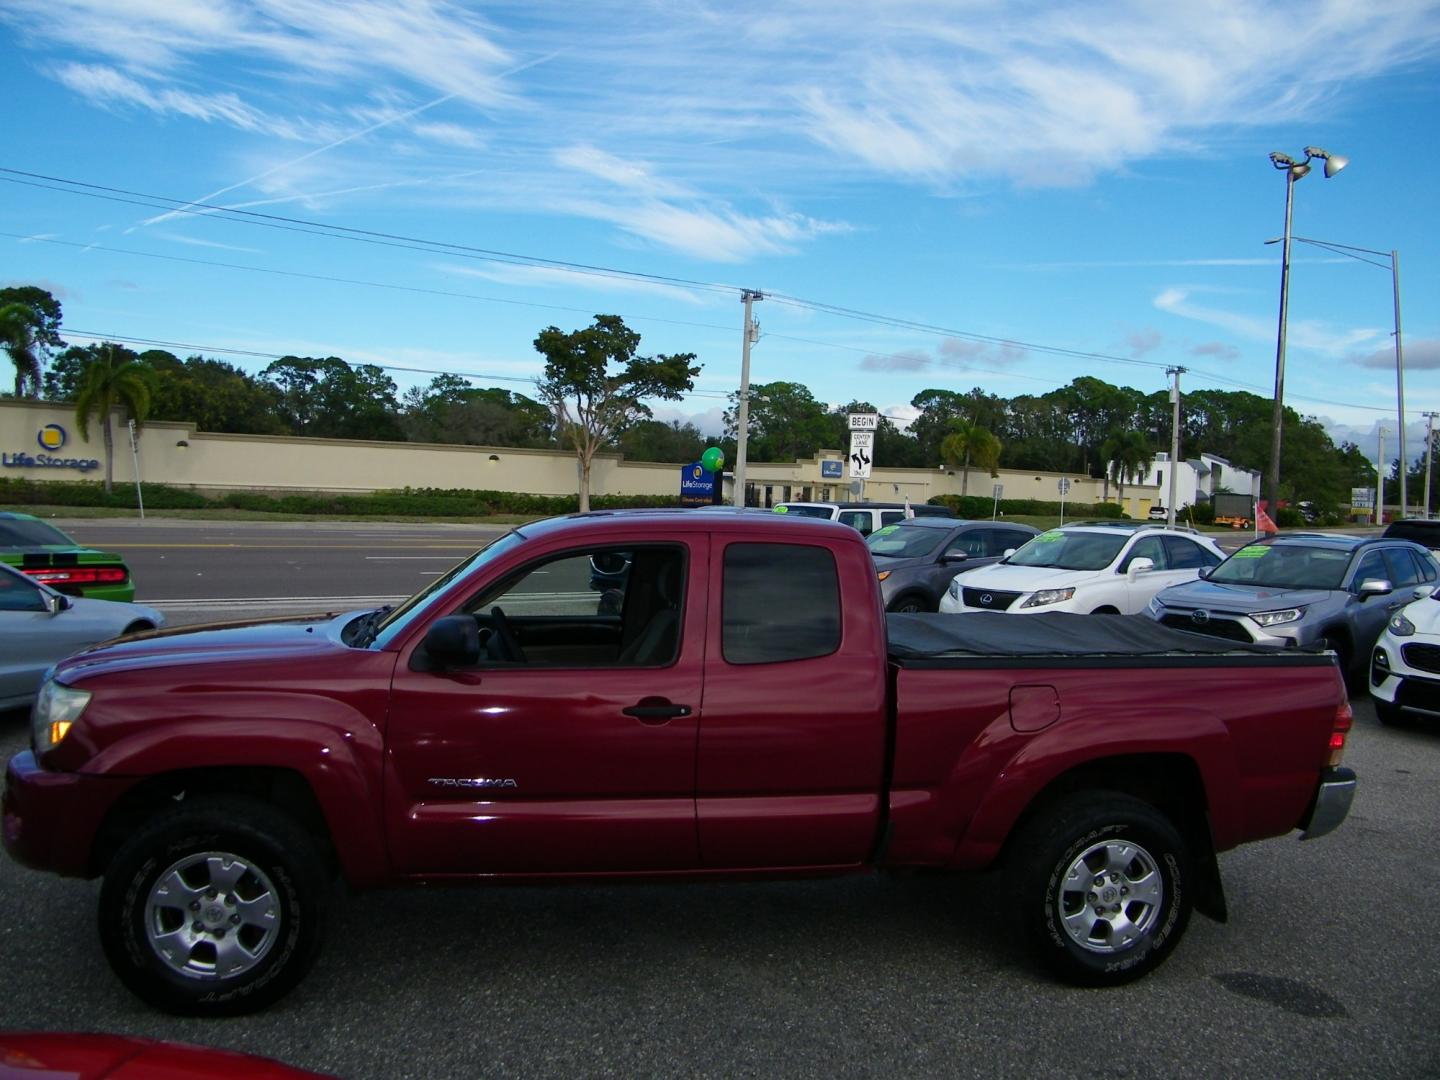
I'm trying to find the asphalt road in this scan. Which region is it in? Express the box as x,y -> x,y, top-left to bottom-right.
1,517 -> 1435,1078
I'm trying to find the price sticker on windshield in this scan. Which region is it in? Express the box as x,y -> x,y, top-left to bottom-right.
1233,546 -> 1270,558
1035,531 -> 1064,543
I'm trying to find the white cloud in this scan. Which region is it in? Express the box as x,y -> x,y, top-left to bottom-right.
411,121 -> 486,149
1154,286 -> 1386,355
1127,329 -> 1163,357
1353,338 -> 1440,371
432,261 -> 711,304
1190,341 -> 1240,361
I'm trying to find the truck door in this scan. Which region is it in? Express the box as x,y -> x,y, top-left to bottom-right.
385,537 -> 706,875
696,538 -> 888,868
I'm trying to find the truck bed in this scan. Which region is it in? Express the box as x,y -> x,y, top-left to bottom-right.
885,611 -> 1336,668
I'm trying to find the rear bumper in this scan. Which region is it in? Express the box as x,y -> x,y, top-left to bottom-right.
3,751 -> 135,877
1299,766 -> 1356,841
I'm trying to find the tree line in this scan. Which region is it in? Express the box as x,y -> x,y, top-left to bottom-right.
0,284 -> 1421,513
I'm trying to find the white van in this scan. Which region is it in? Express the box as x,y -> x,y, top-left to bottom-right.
773,501 -> 954,536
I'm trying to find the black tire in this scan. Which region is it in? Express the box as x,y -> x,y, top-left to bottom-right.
890,593 -> 932,614
1008,791 -> 1192,987
98,797 -> 326,1016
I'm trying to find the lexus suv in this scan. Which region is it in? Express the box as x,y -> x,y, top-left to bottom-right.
1148,534 -> 1438,687
937,522 -> 1224,616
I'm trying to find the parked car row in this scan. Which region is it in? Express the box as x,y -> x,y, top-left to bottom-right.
861,516 -> 1440,720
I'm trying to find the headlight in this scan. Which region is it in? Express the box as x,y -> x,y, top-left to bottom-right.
1388,611 -> 1417,637
876,570 -> 891,582
1146,596 -> 1164,617
948,578 -> 962,600
1020,587 -> 1075,609
31,680 -> 91,754
1249,607 -> 1305,627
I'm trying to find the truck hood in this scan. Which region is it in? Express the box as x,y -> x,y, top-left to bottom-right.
1154,579 -> 1336,612
53,610 -> 364,683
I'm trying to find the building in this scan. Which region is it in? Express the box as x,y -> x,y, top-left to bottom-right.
1150,452 -> 1262,512
2,398 -> 1163,517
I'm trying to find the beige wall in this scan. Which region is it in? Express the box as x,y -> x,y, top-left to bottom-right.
1,399 -> 1160,515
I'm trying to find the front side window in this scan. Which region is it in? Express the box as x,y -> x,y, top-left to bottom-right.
1350,550 -> 1389,590
723,543 -> 840,665
867,525 -> 945,559
1121,536 -> 1168,571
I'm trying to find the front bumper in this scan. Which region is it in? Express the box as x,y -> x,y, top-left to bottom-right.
3,751 -> 137,877
1299,766 -> 1357,841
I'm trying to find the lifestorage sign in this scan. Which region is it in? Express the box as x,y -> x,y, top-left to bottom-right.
1,425 -> 101,472
679,462 -> 721,506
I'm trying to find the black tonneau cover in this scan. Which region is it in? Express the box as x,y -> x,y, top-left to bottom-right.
887,611 -> 1302,659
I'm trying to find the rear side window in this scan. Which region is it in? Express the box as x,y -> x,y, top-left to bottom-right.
837,510 -> 873,534
723,543 -> 841,664
1382,547 -> 1423,588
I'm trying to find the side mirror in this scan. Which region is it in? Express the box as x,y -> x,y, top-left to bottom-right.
43,592 -> 69,615
422,615 -> 481,668
1127,557 -> 1155,579
1003,548 -> 1017,557
1196,567 -> 1211,580
943,551 -> 968,563
1356,578 -> 1393,599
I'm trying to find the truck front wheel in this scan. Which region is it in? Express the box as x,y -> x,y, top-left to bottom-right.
1010,792 -> 1192,987
98,798 -> 326,1015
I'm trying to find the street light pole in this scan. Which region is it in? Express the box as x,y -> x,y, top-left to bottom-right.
1377,425 -> 1387,526
1423,410 -> 1438,519
1265,147 -> 1347,523
733,289 -> 763,507
1166,366 -> 1185,529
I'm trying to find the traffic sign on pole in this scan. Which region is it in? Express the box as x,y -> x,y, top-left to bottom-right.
848,431 -> 874,479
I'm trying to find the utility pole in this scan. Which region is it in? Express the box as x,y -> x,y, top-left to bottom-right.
1166,366 -> 1185,529
1423,410 -> 1438,520
1393,250 -> 1407,516
1376,425 -> 1387,526
732,289 -> 763,507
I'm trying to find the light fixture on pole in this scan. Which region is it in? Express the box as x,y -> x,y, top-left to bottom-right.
1266,146 -> 1347,523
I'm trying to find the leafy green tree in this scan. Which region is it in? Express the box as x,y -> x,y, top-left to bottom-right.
140,351 -> 286,434
73,343 -> 151,494
724,381 -> 834,462
1101,429 -> 1154,506
262,356 -> 404,441
400,376 -> 552,447
534,315 -> 699,512
940,421 -> 1002,496
617,419 -> 708,463
0,286 -> 63,350
0,302 -> 44,396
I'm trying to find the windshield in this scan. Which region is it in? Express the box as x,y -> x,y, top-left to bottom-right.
368,530 -> 527,648
1207,544 -> 1350,590
1006,530 -> 1127,571
866,524 -> 944,559
0,518 -> 74,547
775,505 -> 833,519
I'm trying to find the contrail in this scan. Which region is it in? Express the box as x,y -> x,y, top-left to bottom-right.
130,50 -> 562,232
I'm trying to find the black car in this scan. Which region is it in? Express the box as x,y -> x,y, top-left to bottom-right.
866,518 -> 1040,612
1383,519 -> 1440,552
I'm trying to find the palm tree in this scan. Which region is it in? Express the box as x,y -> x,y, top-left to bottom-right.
0,302 -> 43,396
74,344 -> 151,494
1101,430 -> 1153,510
940,420 -> 1002,496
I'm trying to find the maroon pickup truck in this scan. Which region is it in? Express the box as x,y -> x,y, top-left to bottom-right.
3,509 -> 1356,1015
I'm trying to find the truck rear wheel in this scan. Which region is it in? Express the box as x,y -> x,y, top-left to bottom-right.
98,797 -> 326,1015
1010,791 -> 1192,987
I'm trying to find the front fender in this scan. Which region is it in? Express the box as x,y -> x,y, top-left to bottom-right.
71,690 -> 391,886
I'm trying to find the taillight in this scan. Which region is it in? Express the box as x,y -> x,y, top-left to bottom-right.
1327,700 -> 1353,767
24,566 -> 129,586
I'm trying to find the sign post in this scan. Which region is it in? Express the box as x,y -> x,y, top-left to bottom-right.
1058,477 -> 1071,526
127,418 -> 145,521
992,482 -> 1003,521
847,413 -> 877,497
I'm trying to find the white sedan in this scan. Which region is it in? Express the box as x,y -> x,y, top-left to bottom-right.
1370,589 -> 1440,726
938,523 -> 1225,616
0,560 -> 164,712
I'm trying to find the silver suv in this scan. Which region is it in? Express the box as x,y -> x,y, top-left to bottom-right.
1147,534 -> 1439,687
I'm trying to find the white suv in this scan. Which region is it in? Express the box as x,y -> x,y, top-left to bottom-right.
937,522 -> 1225,616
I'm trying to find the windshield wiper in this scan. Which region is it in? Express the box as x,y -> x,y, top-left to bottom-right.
350,605 -> 393,648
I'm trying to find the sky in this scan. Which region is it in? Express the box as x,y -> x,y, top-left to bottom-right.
3,0 -> 1440,471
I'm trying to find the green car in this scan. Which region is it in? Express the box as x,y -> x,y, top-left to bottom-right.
0,511 -> 135,602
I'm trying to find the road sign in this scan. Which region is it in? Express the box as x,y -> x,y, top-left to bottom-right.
1351,487 -> 1375,509
992,483 -> 1004,499
848,431 -> 874,479
1058,478 -> 1071,494
848,412 -> 879,432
